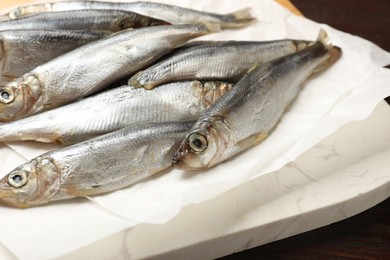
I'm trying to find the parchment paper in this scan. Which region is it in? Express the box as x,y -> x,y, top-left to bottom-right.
0,0 -> 390,259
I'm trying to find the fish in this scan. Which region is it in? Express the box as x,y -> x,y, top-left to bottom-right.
172,29 -> 342,170
0,121 -> 194,208
0,81 -> 232,144
0,9 -> 169,31
0,24 -> 216,122
0,29 -> 110,79
1,1 -> 254,29
128,39 -> 314,90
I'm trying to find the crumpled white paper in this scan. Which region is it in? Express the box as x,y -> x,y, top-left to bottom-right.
0,0 -> 390,259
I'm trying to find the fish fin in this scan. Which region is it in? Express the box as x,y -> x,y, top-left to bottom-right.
290,28 -> 329,54
314,28 -> 342,72
227,8 -> 256,26
246,62 -> 261,74
316,28 -> 329,46
128,74 -> 146,89
237,132 -> 268,149
201,22 -> 221,33
325,45 -> 342,68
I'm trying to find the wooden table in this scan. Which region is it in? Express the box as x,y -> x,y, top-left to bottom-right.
292,0 -> 390,52
222,0 -> 390,258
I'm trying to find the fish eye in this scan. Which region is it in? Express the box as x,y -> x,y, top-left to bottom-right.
188,133 -> 208,153
1,91 -> 9,99
0,88 -> 14,104
8,171 -> 28,188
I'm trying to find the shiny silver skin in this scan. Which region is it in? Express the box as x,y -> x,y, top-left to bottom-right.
0,9 -> 169,31
0,81 -> 232,144
0,121 -> 194,208
1,1 -> 254,28
0,29 -> 110,79
0,24 -> 214,122
128,39 -> 314,89
172,30 -> 342,170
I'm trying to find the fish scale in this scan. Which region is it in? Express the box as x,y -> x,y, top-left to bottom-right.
0,81 -> 233,144
173,30 -> 342,170
0,29 -> 110,80
0,24 -> 215,122
128,39 -> 314,90
1,1 -> 255,29
0,121 -> 195,207
0,9 -> 169,32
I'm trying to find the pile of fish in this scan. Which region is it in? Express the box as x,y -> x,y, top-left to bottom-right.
0,1 -> 341,208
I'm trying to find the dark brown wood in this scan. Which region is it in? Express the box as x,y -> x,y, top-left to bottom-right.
290,0 -> 390,105
221,199 -> 389,259
291,0 -> 390,52
220,1 -> 390,258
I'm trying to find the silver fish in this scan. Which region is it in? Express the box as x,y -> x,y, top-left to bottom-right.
0,24 -> 216,122
172,30 -> 342,170
2,1 -> 254,29
0,29 -> 110,79
0,121 -> 194,208
0,9 -> 169,31
0,81 -> 232,144
128,39 -> 314,90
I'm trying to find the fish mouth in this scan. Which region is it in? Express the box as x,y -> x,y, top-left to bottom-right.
0,186 -> 15,199
171,148 -> 193,169
0,182 -> 27,208
171,150 -> 183,166
172,157 -> 190,170
173,157 -> 207,170
172,149 -> 208,170
0,177 -> 15,199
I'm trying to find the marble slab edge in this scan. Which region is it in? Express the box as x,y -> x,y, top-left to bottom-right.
57,100 -> 390,259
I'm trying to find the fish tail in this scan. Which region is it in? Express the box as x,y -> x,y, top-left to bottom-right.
314,28 -> 342,72
327,45 -> 342,67
200,22 -> 221,33
294,28 -> 328,51
227,8 -> 256,26
316,28 -> 329,46
7,7 -> 22,19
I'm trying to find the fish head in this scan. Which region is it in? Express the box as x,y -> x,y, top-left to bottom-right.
0,158 -> 61,208
0,74 -> 42,122
173,118 -> 233,170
